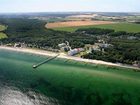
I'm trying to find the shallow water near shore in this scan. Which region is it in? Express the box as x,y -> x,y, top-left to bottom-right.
0,49 -> 140,105
0,50 -> 61,105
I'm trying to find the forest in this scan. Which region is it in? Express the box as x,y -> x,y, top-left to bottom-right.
0,18 -> 96,49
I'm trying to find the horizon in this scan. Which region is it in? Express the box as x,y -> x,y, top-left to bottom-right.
0,0 -> 140,13
0,11 -> 140,15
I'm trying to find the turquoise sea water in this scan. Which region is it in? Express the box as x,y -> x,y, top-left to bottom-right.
0,49 -> 140,105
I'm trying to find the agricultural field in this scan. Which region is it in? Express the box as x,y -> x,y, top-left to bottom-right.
46,17 -> 67,22
46,20 -> 114,28
52,23 -> 140,33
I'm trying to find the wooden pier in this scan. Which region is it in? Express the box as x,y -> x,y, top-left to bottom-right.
33,54 -> 60,69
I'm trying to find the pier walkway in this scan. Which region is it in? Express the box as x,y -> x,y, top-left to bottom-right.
33,54 -> 60,69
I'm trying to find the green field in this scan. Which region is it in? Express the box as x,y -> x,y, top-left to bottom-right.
0,33 -> 8,39
0,25 -> 6,31
0,49 -> 140,105
0,25 -> 7,39
53,23 -> 140,33
47,18 -> 66,22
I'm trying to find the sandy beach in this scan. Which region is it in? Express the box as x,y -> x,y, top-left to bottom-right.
0,46 -> 139,70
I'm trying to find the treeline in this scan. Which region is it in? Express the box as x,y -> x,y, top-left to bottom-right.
76,27 -> 140,38
109,31 -> 140,37
0,18 -> 96,49
76,28 -> 114,35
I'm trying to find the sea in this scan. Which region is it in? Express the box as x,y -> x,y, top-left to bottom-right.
0,49 -> 140,105
0,49 -> 61,105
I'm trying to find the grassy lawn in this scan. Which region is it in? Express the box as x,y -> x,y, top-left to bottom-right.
53,23 -> 140,33
0,25 -> 7,39
0,33 -> 8,39
47,18 -> 66,22
0,25 -> 6,31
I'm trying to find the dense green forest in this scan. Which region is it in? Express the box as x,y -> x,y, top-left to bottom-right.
76,28 -> 140,37
76,28 -> 115,35
0,18 -> 96,49
0,18 -> 140,65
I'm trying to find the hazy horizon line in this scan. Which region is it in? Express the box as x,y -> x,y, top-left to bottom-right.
0,11 -> 140,14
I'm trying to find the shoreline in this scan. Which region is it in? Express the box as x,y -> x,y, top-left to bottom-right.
0,46 -> 139,70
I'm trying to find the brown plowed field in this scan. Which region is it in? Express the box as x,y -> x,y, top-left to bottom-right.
46,21 -> 115,28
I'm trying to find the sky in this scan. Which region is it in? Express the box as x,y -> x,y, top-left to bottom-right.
0,0 -> 140,13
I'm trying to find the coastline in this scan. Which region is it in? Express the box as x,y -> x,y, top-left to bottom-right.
0,46 -> 139,70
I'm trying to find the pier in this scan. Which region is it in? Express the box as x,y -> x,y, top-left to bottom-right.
33,54 -> 60,69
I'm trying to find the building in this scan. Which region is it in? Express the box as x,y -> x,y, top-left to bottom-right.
14,42 -> 26,48
95,43 -> 112,48
127,36 -> 137,40
85,44 -> 101,53
60,47 -> 70,52
68,48 -> 85,56
58,43 -> 67,48
58,41 -> 71,52
133,61 -> 140,68
85,43 -> 113,53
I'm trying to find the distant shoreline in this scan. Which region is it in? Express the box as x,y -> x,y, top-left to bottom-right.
0,46 -> 139,70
